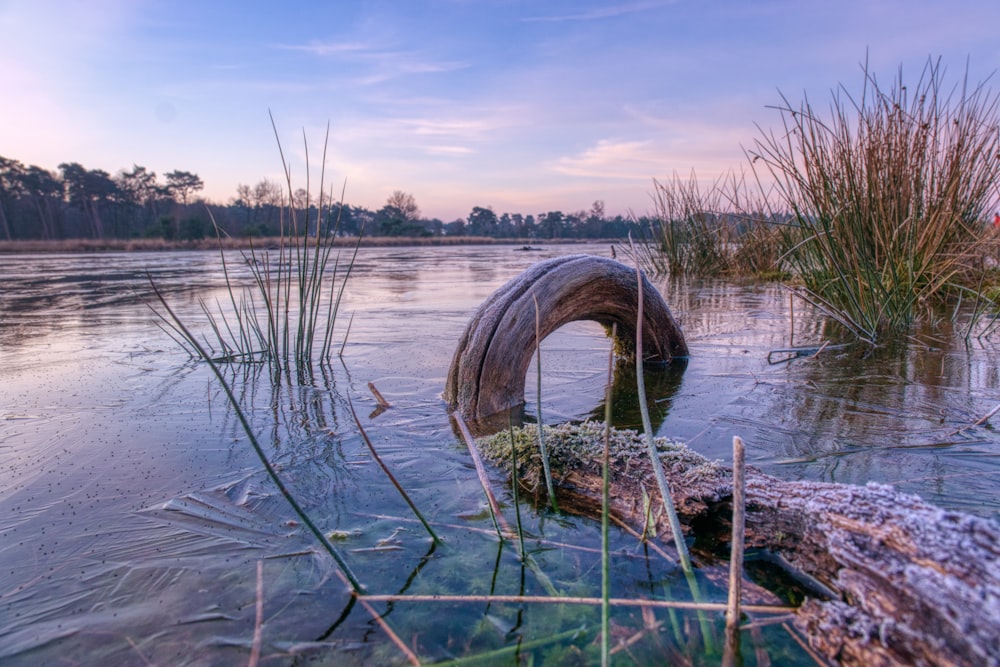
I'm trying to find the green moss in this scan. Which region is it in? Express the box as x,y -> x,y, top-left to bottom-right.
478,421 -> 723,488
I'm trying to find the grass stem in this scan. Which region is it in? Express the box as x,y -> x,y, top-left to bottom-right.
454,412 -> 511,539
601,323 -> 616,667
629,237 -> 693,573
533,294 -> 559,513
346,390 -> 443,546
147,275 -> 365,593
724,435 -> 747,665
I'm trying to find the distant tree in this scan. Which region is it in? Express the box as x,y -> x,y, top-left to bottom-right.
376,203 -> 427,236
0,156 -> 26,240
429,218 -> 445,236
234,179 -> 283,235
565,210 -> 586,238
538,210 -> 565,239
178,215 -> 206,240
467,206 -> 498,236
231,183 -> 254,228
116,165 -> 163,236
385,190 -> 420,221
22,165 -> 63,239
164,170 -> 204,204
59,162 -> 117,238
590,200 -> 605,220
444,218 -> 466,236
497,212 -> 513,237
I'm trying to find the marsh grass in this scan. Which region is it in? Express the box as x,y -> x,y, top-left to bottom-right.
633,170 -> 789,279
180,117 -> 362,374
635,57 -> 1000,343
750,58 -> 1000,341
148,278 -> 365,593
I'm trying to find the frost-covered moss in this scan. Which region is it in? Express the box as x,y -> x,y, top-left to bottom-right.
478,421 -> 725,489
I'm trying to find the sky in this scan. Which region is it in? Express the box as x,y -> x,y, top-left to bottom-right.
2,0 -> 999,222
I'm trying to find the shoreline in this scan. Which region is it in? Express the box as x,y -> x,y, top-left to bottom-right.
0,236 -> 612,254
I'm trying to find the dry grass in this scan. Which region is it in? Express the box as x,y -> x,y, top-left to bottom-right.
632,170 -> 789,279
750,57 -> 1000,341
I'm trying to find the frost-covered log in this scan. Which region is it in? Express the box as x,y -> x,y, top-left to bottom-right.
478,423 -> 1000,667
444,255 -> 687,425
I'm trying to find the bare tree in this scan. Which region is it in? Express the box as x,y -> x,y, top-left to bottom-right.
385,190 -> 420,221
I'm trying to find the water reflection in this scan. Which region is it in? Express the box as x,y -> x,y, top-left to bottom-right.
2,245 -> 999,664
590,358 -> 688,431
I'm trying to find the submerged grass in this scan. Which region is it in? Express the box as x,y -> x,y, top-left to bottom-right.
148,277 -> 365,593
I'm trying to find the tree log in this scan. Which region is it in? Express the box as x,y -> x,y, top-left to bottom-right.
444,255 -> 687,425
478,423 -> 1000,667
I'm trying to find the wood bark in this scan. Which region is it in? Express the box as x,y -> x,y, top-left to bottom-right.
444,254 -> 687,426
481,425 -> 1000,667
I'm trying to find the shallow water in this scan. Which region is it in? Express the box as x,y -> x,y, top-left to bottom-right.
1,244 -> 998,665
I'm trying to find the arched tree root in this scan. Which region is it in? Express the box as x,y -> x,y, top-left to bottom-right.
445,254 -> 687,425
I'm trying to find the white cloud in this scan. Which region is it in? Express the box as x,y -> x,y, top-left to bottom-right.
549,139 -> 666,179
522,1 -> 677,23
425,145 -> 475,156
273,39 -> 468,87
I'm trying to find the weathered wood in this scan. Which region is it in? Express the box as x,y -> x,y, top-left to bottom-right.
478,423 -> 1000,667
445,255 -> 687,424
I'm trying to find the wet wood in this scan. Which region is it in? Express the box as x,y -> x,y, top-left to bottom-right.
445,254 -> 687,424
478,424 -> 1000,667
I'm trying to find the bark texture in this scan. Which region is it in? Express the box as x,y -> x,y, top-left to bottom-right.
445,254 -> 687,425
478,423 -> 1000,667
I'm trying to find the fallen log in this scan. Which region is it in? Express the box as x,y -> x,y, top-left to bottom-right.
444,255 -> 687,427
477,422 -> 1000,667
448,255 -> 999,664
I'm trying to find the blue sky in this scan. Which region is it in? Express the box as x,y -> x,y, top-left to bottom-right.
2,0 -> 999,221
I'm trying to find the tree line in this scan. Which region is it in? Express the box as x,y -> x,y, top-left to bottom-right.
0,155 -> 655,242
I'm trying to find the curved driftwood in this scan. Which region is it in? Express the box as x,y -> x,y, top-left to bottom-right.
478,424 -> 1000,667
445,254 -> 687,424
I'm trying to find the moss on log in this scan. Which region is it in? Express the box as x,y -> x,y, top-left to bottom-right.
479,423 -> 1000,667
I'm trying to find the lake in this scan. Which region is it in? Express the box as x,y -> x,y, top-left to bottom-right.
2,243 -> 999,665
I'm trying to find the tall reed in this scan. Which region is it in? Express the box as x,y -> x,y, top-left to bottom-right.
148,277 -> 365,593
634,170 -> 788,279
194,116 -> 361,375
750,58 -> 1000,341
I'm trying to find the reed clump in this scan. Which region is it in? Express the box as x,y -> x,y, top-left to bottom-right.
633,170 -> 789,279
750,58 -> 1000,342
159,118 -> 361,374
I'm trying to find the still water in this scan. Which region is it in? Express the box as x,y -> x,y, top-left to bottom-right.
1,244 -> 999,665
